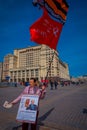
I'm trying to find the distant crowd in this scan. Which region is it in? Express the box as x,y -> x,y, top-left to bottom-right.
0,77 -> 85,89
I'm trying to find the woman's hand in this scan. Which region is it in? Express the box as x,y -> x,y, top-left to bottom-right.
3,101 -> 13,109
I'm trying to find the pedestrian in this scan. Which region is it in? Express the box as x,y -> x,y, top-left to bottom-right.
49,78 -> 54,90
25,81 -> 29,87
54,80 -> 58,89
14,82 -> 17,87
3,78 -> 46,130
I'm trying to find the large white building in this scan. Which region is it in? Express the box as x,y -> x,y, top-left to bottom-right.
3,45 -> 70,82
0,62 -> 3,82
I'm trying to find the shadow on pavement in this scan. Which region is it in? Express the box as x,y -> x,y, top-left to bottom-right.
38,107 -> 55,126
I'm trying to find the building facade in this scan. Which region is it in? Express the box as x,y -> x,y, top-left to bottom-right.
0,62 -> 3,82
3,45 -> 70,82
58,59 -> 70,79
3,54 -> 17,81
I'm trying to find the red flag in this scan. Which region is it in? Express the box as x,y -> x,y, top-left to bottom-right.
30,9 -> 63,50
33,0 -> 69,24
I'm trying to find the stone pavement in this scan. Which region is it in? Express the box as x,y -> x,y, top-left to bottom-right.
0,82 -> 87,130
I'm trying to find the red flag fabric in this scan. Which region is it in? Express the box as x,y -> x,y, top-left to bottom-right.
30,9 -> 63,50
33,0 -> 69,24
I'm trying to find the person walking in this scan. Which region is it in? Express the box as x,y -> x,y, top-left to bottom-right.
54,80 -> 58,89
49,78 -> 54,90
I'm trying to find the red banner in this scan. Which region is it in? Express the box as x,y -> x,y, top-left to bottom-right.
33,0 -> 69,24
30,9 -> 63,50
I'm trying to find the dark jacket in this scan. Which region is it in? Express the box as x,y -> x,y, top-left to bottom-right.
26,104 -> 37,110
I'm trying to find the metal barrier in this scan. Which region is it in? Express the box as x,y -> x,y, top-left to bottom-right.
0,82 -> 23,87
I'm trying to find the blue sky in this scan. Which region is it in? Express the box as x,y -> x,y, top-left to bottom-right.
0,0 -> 87,77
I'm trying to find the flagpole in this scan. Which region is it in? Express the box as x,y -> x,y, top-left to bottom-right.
45,51 -> 55,80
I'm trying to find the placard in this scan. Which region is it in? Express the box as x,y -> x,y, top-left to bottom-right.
16,94 -> 39,124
